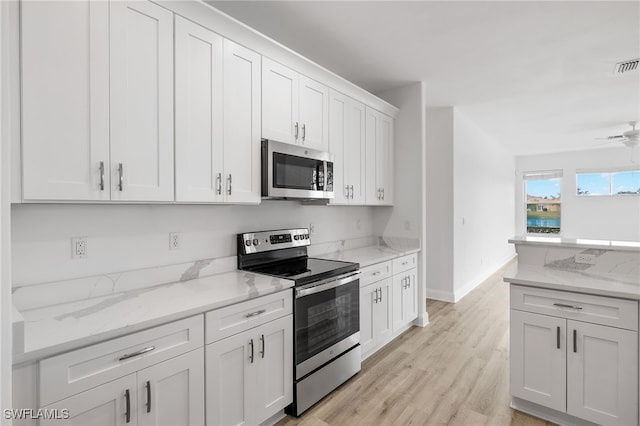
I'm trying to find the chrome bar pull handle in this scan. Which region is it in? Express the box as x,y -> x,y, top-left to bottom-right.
302,123 -> 306,141
216,173 -> 222,195
227,174 -> 232,195
345,185 -> 350,198
557,326 -> 561,349
119,346 -> 156,361
294,122 -> 299,140
260,334 -> 265,358
382,188 -> 385,200
125,389 -> 131,423
553,303 -> 583,310
99,161 -> 105,191
146,380 -> 151,413
372,271 -> 381,276
573,329 -> 577,353
245,309 -> 266,318
249,339 -> 254,363
350,185 -> 354,199
118,163 -> 124,191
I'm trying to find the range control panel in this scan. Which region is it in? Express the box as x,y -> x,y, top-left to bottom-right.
239,228 -> 310,254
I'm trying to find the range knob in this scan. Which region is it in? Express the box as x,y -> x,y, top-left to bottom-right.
252,239 -> 259,246
294,235 -> 299,241
245,240 -> 252,247
305,234 -> 310,239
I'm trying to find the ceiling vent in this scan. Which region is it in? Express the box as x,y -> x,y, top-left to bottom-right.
614,58 -> 639,75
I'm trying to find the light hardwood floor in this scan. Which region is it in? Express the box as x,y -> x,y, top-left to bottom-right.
278,260 -> 556,426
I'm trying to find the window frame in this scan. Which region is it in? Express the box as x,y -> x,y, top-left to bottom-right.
523,170 -> 562,236
576,167 -> 640,197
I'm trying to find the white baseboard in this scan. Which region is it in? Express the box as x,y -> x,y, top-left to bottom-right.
414,312 -> 429,327
453,254 -> 516,303
510,397 -> 599,426
425,288 -> 455,303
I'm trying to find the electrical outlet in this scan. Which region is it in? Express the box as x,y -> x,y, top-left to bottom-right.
169,233 -> 180,250
309,223 -> 316,234
71,237 -> 87,259
575,253 -> 596,265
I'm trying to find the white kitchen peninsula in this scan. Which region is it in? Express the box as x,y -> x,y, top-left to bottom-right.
505,236 -> 640,426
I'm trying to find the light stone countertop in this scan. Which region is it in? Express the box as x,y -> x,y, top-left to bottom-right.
504,263 -> 640,300
509,236 -> 640,251
14,270 -> 294,364
316,238 -> 421,268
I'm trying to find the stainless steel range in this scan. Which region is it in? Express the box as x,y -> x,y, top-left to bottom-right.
237,228 -> 361,416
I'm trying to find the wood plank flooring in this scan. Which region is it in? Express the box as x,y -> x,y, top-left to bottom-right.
278,260 -> 556,426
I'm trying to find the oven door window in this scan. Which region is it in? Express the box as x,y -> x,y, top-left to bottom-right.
273,152 -> 325,190
295,279 -> 359,365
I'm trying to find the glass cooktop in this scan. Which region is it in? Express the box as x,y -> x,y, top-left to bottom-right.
247,257 -> 358,286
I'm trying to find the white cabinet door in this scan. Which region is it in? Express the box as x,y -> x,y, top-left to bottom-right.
298,75 -> 329,151
374,278 -> 393,346
110,1 -> 174,202
175,16 -> 223,202
359,284 -> 377,356
377,112 -> 394,205
223,39 -> 262,204
404,271 -> 418,324
510,310 -> 566,412
329,90 -> 365,205
365,107 -> 394,206
392,271 -> 417,332
329,90 -> 348,204
254,315 -> 293,423
206,328 -> 254,426
344,98 -> 366,205
262,58 -> 299,145
567,320 -> 638,426
21,0 -> 110,201
41,374 -> 137,426
137,348 -> 205,426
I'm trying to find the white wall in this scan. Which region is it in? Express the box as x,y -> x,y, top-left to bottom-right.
424,107 -> 516,302
516,147 -> 640,241
12,203 -> 374,285
376,82 -> 428,326
424,107 -> 454,301
453,110 -> 516,300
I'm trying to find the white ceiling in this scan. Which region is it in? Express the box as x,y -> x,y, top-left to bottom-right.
208,1 -> 640,155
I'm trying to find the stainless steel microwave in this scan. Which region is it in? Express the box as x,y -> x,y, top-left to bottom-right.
261,139 -> 334,200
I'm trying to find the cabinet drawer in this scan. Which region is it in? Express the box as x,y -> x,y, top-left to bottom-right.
39,315 -> 204,406
392,253 -> 417,275
360,261 -> 392,287
206,289 -> 292,344
511,285 -> 638,331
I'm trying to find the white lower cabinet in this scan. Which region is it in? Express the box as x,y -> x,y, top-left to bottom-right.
41,348 -> 205,426
360,278 -> 392,356
510,285 -> 638,426
392,268 -> 418,333
206,315 -> 293,426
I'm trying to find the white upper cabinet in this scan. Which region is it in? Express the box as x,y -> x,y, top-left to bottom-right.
223,39 -> 262,204
175,16 -> 224,202
262,58 -> 299,145
298,75 -> 329,151
21,0 -> 110,201
175,23 -> 260,204
365,107 -> 394,205
329,90 -> 365,205
262,58 -> 329,151
110,1 -> 175,202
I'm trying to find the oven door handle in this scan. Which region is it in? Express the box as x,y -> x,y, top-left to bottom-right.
295,271 -> 360,298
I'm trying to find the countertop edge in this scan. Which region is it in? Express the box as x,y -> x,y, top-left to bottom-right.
13,283 -> 294,366
508,237 -> 640,252
503,275 -> 640,301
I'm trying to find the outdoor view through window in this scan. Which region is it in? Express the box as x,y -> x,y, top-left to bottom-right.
525,173 -> 561,234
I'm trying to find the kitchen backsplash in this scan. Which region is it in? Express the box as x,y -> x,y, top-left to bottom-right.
11,202 -> 376,285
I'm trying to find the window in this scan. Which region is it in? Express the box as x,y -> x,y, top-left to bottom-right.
524,170 -> 562,234
577,169 -> 640,196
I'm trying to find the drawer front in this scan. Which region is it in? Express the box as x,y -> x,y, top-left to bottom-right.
392,253 -> 417,275
360,261 -> 392,287
206,289 -> 292,344
40,315 -> 204,406
511,285 -> 638,331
